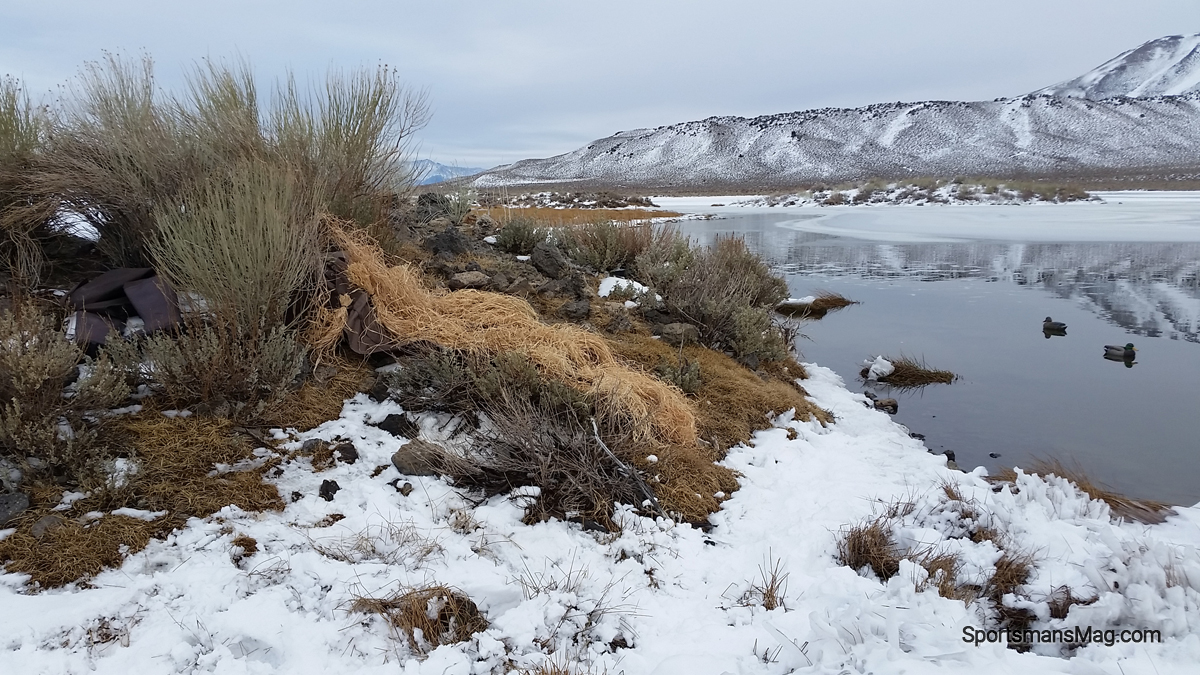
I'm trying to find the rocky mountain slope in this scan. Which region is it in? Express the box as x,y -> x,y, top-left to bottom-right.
473,35 -> 1200,190
1034,34 -> 1200,99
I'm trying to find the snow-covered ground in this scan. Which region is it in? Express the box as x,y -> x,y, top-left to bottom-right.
4,364 -> 1200,674
655,192 -> 1200,243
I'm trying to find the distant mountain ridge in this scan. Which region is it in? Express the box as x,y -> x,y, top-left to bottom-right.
472,34 -> 1200,190
412,159 -> 485,185
1034,34 -> 1200,100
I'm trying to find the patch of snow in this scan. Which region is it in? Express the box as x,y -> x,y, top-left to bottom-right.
51,491 -> 89,512
483,235 -> 498,245
863,355 -> 895,380
597,276 -> 650,298
110,508 -> 168,521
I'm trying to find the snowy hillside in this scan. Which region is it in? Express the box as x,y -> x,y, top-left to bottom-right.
1034,34 -> 1200,99
472,35 -> 1200,190
473,95 -> 1200,189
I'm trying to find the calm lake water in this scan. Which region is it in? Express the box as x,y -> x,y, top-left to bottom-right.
679,207 -> 1200,506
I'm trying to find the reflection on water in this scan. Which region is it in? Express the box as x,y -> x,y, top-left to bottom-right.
687,213 -> 1200,505
775,241 -> 1200,342
702,221 -> 1200,342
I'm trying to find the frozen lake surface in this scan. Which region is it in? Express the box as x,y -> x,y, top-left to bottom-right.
665,193 -> 1200,505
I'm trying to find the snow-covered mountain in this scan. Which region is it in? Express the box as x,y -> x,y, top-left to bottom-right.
412,159 -> 485,185
1034,34 -> 1200,99
472,35 -> 1200,190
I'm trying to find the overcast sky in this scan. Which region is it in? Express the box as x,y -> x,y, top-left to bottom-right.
3,1 -> 1199,169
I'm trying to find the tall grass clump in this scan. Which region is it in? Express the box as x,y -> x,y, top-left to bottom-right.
0,76 -> 57,287
635,232 -> 791,364
0,302 -> 132,482
30,53 -> 428,269
36,54 -> 187,267
150,160 -> 323,331
142,160 -> 319,419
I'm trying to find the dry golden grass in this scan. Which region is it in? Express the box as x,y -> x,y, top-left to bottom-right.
351,585 -> 488,653
609,334 -> 830,450
633,442 -> 741,523
0,414 -> 283,588
259,357 -> 374,431
307,222 -> 698,448
479,206 -> 681,225
990,459 -> 1172,524
862,355 -> 956,388
776,290 -> 859,319
836,516 -> 901,580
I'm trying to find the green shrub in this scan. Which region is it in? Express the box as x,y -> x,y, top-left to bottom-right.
635,235 -> 790,364
561,220 -> 653,273
495,217 -> 548,255
141,322 -> 305,421
0,303 -> 132,480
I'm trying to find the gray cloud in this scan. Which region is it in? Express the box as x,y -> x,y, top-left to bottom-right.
4,0 -> 1199,168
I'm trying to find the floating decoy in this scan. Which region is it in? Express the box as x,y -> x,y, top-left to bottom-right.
1043,317 -> 1068,331
1104,343 -> 1137,359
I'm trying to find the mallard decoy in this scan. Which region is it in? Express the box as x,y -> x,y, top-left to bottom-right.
1043,317 -> 1068,331
1104,343 -> 1137,359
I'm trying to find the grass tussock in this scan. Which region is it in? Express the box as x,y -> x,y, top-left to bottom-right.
0,413 -> 282,587
351,585 -> 488,653
990,459 -> 1172,524
836,516 -> 902,580
776,290 -> 859,319
609,334 -> 829,450
308,222 -> 698,449
862,355 -> 956,388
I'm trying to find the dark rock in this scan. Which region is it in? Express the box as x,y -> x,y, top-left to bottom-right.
530,241 -> 570,279
448,271 -> 492,290
536,279 -> 564,296
661,322 -> 700,346
424,225 -> 469,257
416,192 -> 453,221
474,214 -> 497,233
563,273 -> 589,300
318,480 -> 340,501
873,398 -> 899,414
738,353 -> 760,370
290,491 -> 303,503
0,492 -> 30,528
491,273 -> 509,289
376,413 -> 419,439
367,352 -> 397,369
558,300 -> 592,320
388,479 -> 415,496
31,514 -> 66,539
367,380 -> 391,403
505,277 -> 534,296
465,260 -> 481,272
988,452 -> 1001,458
301,438 -> 326,453
391,439 -> 445,477
333,443 -> 359,464
641,308 -> 672,325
